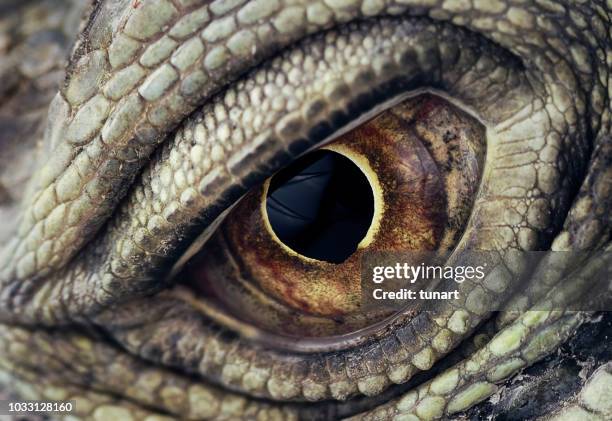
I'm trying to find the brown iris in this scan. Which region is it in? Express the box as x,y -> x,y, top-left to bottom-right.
181,94 -> 486,337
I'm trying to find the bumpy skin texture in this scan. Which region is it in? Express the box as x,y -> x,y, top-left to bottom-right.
0,0 -> 610,420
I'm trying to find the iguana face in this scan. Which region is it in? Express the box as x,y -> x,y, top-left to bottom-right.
0,0 -> 610,419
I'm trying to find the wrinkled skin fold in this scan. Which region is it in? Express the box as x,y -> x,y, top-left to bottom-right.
0,0 -> 610,420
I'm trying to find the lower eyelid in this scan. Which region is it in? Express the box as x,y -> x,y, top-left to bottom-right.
99,290 -> 441,402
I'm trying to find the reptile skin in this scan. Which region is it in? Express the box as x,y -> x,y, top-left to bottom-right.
0,0 -> 610,420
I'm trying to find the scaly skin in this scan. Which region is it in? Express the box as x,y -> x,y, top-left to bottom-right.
0,0 -> 610,420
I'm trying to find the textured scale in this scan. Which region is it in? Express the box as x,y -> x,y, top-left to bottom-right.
0,0 -> 609,420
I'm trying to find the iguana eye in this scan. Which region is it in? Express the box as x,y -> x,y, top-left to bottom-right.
5,1 -> 607,418
180,94 -> 486,335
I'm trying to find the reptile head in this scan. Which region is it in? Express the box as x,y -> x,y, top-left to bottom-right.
0,0 -> 610,419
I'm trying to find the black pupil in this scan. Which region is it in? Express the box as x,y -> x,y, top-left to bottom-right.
266,150 -> 374,263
